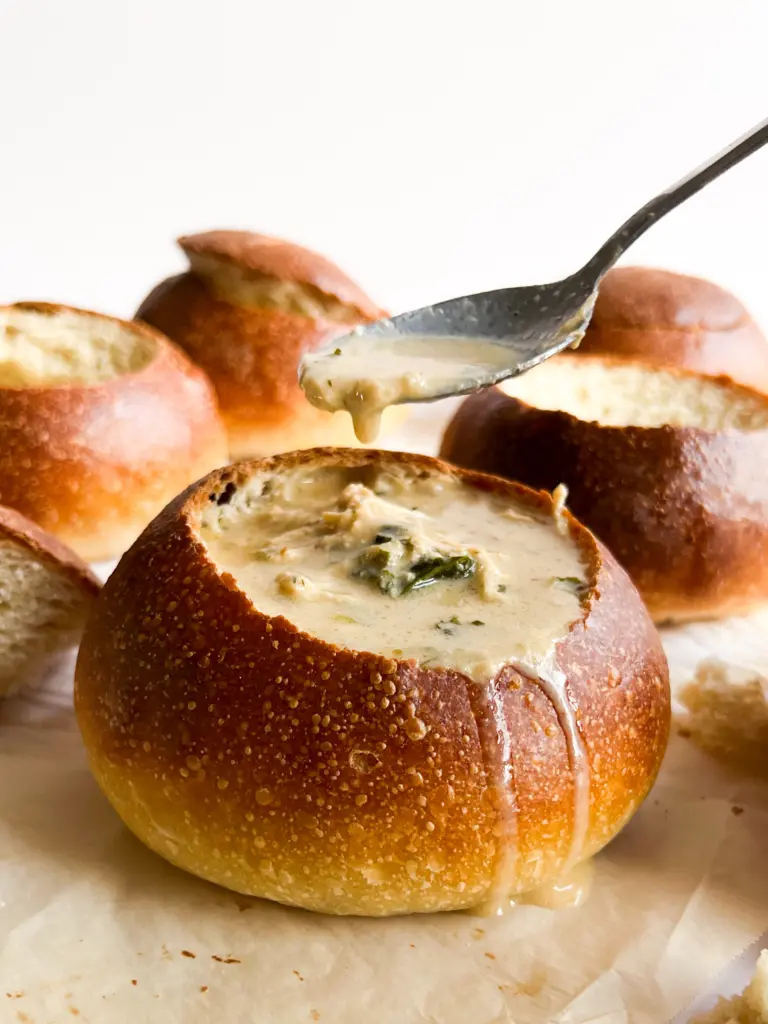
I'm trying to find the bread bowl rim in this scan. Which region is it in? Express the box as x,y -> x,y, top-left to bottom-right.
0,300 -> 194,393
176,230 -> 385,320
500,352 -> 768,438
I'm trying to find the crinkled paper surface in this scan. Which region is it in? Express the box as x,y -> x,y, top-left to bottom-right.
1,409 -> 767,1023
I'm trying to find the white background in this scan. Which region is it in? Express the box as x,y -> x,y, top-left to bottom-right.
2,0 -> 768,328
1,1 -> 767,1014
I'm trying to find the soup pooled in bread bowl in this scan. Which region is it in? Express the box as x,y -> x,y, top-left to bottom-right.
0,303 -> 228,561
76,449 -> 669,916
0,504 -> 100,697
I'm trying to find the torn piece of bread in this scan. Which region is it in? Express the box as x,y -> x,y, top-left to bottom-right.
690,951 -> 768,1023
678,660 -> 768,775
440,355 -> 768,623
0,505 -> 101,697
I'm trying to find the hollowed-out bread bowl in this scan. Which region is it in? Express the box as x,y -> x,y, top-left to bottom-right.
0,302 -> 228,561
441,354 -> 768,623
75,448 -> 669,917
135,230 -> 404,458
0,504 -> 100,696
574,266 -> 768,390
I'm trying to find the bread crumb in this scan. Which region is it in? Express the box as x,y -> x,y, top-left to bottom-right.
689,950 -> 768,1022
551,484 -> 569,535
677,660 -> 768,775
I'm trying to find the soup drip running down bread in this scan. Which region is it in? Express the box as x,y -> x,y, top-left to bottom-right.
0,306 -> 155,386
202,461 -> 592,911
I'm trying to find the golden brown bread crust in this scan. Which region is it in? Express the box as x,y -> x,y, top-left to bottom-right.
578,266 -> 768,390
136,272 -> 366,457
0,504 -> 101,597
136,232 -> 388,458
178,230 -> 383,320
440,363 -> 768,622
75,448 -> 669,916
0,303 -> 228,562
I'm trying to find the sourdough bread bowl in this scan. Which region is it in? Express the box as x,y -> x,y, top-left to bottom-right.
75,448 -> 669,917
440,354 -> 768,623
135,230 -> 401,458
575,266 -> 768,389
0,302 -> 228,561
0,504 -> 100,696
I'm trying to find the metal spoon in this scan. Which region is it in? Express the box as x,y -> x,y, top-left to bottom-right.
306,115 -> 768,413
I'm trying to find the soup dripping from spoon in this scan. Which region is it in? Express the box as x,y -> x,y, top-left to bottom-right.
300,115 -> 768,443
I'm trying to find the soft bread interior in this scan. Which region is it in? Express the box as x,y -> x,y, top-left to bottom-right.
678,659 -> 768,777
0,308 -> 156,387
502,357 -> 768,430
199,460 -> 587,681
0,538 -> 96,695
189,253 -> 367,324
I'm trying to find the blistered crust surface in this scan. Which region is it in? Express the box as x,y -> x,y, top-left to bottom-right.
0,317 -> 227,561
76,450 -> 669,916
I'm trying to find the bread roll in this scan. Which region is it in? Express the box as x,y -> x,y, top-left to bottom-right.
136,231 -> 400,458
0,303 -> 228,561
576,266 -> 768,389
679,660 -> 768,775
441,354 -> 768,623
0,504 -> 100,696
76,448 -> 669,917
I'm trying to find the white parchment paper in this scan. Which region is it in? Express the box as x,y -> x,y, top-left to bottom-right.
1,409 -> 767,1024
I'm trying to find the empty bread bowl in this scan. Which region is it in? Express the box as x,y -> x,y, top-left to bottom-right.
0,303 -> 228,561
574,266 -> 768,390
136,230 -> 403,458
0,504 -> 100,697
75,448 -> 669,916
441,354 -> 768,623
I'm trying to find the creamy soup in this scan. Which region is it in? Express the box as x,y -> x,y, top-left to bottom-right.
201,463 -> 586,681
0,308 -> 155,388
299,334 -> 513,443
201,461 -> 592,911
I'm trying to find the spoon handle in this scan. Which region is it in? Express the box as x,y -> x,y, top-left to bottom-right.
583,114 -> 768,280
